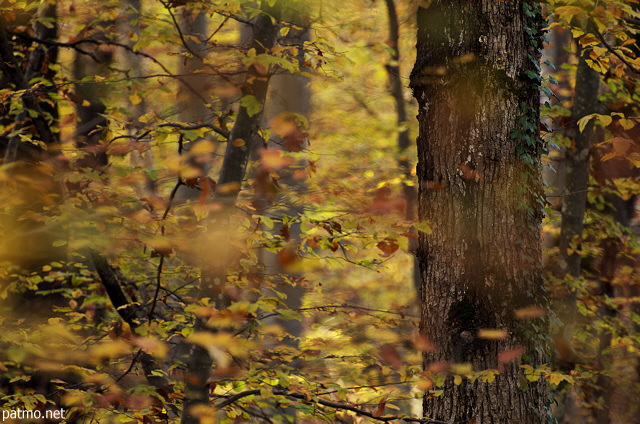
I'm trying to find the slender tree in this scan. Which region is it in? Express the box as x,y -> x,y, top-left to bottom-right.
411,1 -> 549,421
180,3 -> 282,423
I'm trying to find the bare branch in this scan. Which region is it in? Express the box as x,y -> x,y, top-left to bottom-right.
591,19 -> 640,75
158,122 -> 230,139
215,389 -> 453,423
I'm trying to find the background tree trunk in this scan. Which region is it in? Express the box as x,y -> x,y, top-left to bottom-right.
411,1 -> 549,422
180,4 -> 282,423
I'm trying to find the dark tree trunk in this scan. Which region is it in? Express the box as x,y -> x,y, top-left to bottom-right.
180,4 -> 282,423
553,44 -> 600,345
383,0 -> 420,295
0,2 -> 62,272
411,1 -> 549,422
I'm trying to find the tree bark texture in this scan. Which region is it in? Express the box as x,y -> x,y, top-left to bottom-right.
411,1 -> 549,422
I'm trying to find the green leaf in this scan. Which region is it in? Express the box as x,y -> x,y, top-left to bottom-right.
241,95 -> 262,117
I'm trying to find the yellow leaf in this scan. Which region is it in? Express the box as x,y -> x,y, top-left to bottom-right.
478,329 -> 508,340
88,340 -> 132,361
620,118 -> 635,130
451,363 -> 472,375
579,34 -> 599,46
416,377 -> 433,391
453,375 -> 462,385
514,306 -> 547,319
189,139 -> 216,154
555,6 -> 584,21
481,369 -> 497,383
571,28 -> 584,38
591,46 -> 607,59
129,93 -> 142,106
260,388 -> 272,398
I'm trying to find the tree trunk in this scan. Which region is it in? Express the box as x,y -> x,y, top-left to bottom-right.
553,44 -> 600,346
411,1 -> 549,422
180,4 -> 282,423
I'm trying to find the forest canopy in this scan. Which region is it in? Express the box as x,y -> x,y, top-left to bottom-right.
0,0 -> 639,423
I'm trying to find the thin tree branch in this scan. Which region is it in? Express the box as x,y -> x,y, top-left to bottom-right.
591,20 -> 640,75
159,0 -> 203,61
9,32 -> 211,106
215,389 -> 454,423
89,250 -> 172,394
158,122 -> 229,139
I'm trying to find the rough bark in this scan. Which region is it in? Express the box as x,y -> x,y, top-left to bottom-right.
411,1 -> 549,422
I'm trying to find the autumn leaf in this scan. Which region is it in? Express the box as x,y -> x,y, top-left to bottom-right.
377,239 -> 399,257
280,223 -> 290,240
271,112 -> 306,152
276,247 -> 298,269
259,149 -> 294,170
458,164 -> 483,181
514,306 -> 546,319
379,345 -> 402,369
478,329 -> 508,340
498,347 -> 525,364
412,333 -> 437,352
373,397 -> 387,417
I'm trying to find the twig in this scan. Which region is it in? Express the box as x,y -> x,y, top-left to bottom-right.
591,20 -> 640,75
158,122 -> 229,139
215,389 -> 454,423
159,0 -> 204,61
9,32 -> 211,106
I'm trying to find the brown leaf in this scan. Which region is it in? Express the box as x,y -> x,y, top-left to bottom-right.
412,333 -> 437,352
366,186 -> 406,215
307,236 -> 320,248
107,141 -> 134,156
498,347 -> 525,364
373,397 -> 387,417
307,160 -> 317,174
426,361 -> 450,374
379,345 -> 402,369
459,164 -> 483,181
197,177 -> 217,203
259,149 -> 294,170
377,239 -> 399,257
185,178 -> 199,188
276,247 -> 298,268
280,223 -> 290,241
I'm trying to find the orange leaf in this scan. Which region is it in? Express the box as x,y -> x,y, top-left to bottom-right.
373,397 -> 387,417
413,333 -> 437,352
379,345 -> 402,369
498,347 -> 525,364
459,164 -> 483,181
276,247 -> 297,268
514,306 -> 546,319
377,239 -> 399,256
